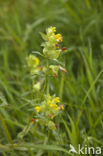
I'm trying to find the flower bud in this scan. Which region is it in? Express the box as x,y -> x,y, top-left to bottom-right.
33,82 -> 41,91
59,66 -> 67,73
47,121 -> 56,130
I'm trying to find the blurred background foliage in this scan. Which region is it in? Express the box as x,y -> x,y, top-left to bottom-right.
0,0 -> 103,155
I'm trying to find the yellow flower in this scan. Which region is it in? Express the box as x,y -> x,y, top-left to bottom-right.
52,27 -> 56,33
49,114 -> 54,119
56,34 -> 63,42
49,103 -> 53,107
54,97 -> 60,103
27,55 -> 39,67
35,106 -> 40,113
60,104 -> 64,110
34,57 -> 39,66
54,104 -> 59,110
48,100 -> 51,104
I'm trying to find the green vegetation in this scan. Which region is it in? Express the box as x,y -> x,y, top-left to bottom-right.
0,0 -> 103,155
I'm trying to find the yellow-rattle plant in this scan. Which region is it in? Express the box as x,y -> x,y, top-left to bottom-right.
28,26 -> 66,130
18,26 -> 67,138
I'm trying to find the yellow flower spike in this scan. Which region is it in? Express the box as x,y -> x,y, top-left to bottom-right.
34,57 -> 39,66
54,104 -> 59,110
35,106 -> 40,113
52,27 -> 56,33
56,34 -> 63,42
54,97 -> 60,103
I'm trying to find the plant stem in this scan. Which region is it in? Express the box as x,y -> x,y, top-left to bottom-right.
59,73 -> 64,101
46,58 -> 49,94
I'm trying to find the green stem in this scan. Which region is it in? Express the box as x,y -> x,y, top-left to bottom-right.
46,58 -> 49,94
59,73 -> 64,101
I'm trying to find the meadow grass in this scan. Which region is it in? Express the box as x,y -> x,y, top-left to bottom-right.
0,0 -> 103,155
